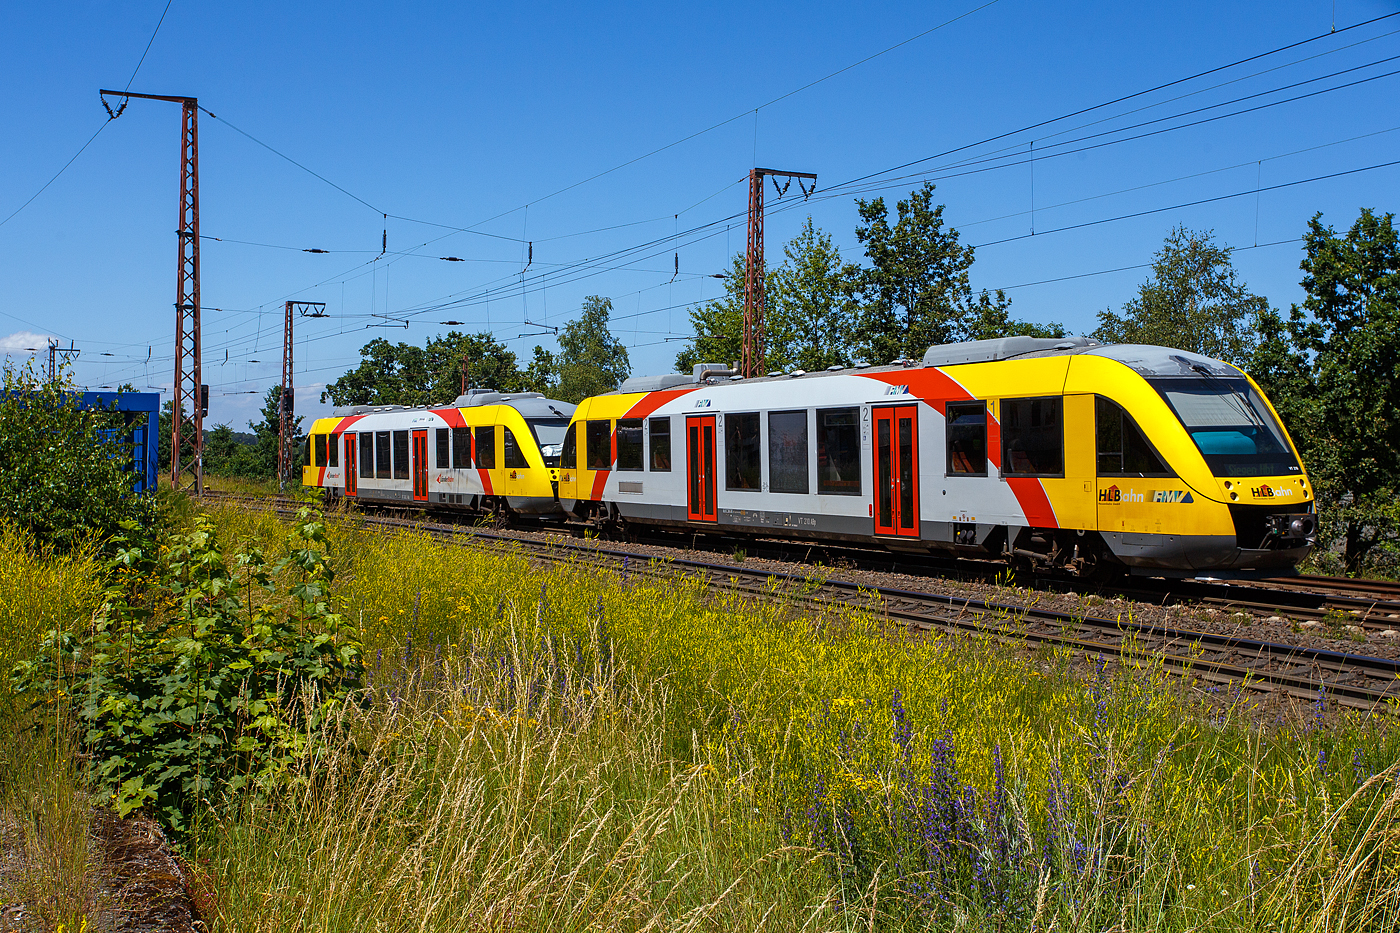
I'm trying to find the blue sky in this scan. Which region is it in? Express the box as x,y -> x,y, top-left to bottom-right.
2,0 -> 1397,431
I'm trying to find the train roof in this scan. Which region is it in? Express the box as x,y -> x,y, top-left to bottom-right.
607,337 -> 1244,397
331,389 -> 576,420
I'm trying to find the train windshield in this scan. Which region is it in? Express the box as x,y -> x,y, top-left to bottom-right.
1148,377 -> 1300,477
527,419 -> 571,468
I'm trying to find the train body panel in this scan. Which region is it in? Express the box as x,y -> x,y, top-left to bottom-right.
562,338 -> 1316,576
302,390 -> 574,517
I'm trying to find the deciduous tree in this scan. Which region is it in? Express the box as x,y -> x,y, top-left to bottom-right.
1094,226 -> 1267,365
1252,209 -> 1400,572
555,296 -> 630,402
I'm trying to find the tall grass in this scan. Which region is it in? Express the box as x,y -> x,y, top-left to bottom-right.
0,523 -> 104,928
194,517 -> 1400,931
6,506 -> 1400,930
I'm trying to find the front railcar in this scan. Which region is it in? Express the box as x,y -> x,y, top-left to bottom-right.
1088,346 -> 1315,574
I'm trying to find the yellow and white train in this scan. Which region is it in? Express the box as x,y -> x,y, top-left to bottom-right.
305,337 -> 1317,577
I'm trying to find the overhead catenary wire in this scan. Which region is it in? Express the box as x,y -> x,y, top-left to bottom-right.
75,10 -> 1400,391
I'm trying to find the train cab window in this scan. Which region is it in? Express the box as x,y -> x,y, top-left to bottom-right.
359,432 -> 374,478
725,412 -> 761,491
768,410 -> 809,494
527,420 -> 570,468
817,408 -> 861,495
648,417 -> 671,471
616,419 -> 644,471
586,420 -> 612,471
452,426 -> 471,468
303,437 -> 312,467
328,433 -> 340,468
945,402 -> 987,475
392,430 -> 410,480
503,428 -> 529,469
561,424 -> 577,471
375,431 -> 391,478
1000,397 -> 1064,476
474,426 -> 496,469
1096,397 -> 1172,476
436,428 -> 450,469
313,434 -> 327,467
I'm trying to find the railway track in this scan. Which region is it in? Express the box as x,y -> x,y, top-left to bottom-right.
204,491 -> 1400,712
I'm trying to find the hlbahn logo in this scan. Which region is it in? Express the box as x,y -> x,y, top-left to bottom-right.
1250,485 -> 1292,498
1152,489 -> 1193,503
1098,485 -> 1144,503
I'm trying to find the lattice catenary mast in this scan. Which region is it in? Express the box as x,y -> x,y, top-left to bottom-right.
100,89 -> 206,494
742,168 -> 816,378
280,301 -> 327,488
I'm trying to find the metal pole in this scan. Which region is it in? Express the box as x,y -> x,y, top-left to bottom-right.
279,300 -> 294,488
742,169 -> 765,379
741,168 -> 816,378
170,98 -> 202,495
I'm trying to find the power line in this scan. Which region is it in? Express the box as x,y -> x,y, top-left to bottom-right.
972,158 -> 1400,249
123,0 -> 174,92
837,10 -> 1400,191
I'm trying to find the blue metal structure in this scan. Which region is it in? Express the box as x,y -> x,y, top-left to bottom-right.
78,392 -> 161,494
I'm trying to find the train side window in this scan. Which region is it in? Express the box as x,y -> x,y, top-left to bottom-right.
561,423 -> 577,470
616,419 -> 644,471
452,426 -> 471,468
474,426 -> 496,469
436,428 -> 449,468
586,420 -> 612,471
392,430 -> 410,479
328,433 -> 340,467
945,402 -> 987,475
375,431 -> 391,478
359,432 -> 374,478
817,407 -> 861,495
313,433 -> 327,467
1096,396 -> 1172,476
768,410 -> 809,494
503,428 -> 529,468
725,412 -> 761,491
1001,397 -> 1063,476
648,417 -> 671,471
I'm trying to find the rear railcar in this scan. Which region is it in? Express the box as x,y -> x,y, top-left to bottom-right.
304,389 -> 575,519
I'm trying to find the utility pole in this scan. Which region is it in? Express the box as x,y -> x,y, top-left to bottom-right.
742,168 -> 816,378
46,339 -> 79,382
101,89 -> 205,495
280,301 -> 327,488
460,353 -> 471,395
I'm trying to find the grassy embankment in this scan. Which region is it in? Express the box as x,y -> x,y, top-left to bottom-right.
4,503 -> 1400,931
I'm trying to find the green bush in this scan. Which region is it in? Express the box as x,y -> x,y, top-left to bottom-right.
12,509 -> 364,836
0,362 -> 157,551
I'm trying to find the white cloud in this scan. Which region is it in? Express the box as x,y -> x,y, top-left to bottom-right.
0,331 -> 54,354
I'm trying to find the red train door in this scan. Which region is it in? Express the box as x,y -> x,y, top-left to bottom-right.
412,430 -> 428,501
686,415 -> 717,522
873,405 -> 920,537
344,434 -> 358,497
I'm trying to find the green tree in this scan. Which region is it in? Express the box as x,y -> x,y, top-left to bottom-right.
1251,209 -> 1400,573
1094,226 -> 1267,365
851,182 -> 1056,363
322,331 -> 537,406
674,253 -> 751,374
555,296 -> 630,402
767,218 -> 860,372
0,362 -> 156,550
